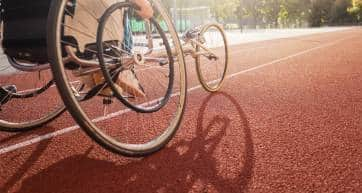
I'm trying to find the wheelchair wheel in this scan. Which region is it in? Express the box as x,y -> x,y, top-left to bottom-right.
47,0 -> 187,157
195,23 -> 229,92
97,3 -> 175,113
0,59 -> 65,132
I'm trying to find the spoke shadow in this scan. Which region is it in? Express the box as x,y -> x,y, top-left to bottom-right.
14,92 -> 254,193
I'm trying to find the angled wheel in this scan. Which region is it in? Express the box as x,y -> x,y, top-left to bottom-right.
97,3 -> 175,113
47,0 -> 187,157
0,59 -> 65,132
195,23 -> 228,92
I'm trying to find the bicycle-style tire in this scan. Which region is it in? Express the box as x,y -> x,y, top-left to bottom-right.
47,0 -> 187,157
97,3 -> 174,113
0,104 -> 65,132
195,23 -> 229,92
0,64 -> 65,132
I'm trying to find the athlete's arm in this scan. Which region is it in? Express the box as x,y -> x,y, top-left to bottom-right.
131,0 -> 154,19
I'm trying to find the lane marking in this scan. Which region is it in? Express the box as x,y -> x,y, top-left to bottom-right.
228,36 -> 351,78
0,35 -> 354,155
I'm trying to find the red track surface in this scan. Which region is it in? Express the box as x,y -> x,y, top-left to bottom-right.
1,28 -> 362,193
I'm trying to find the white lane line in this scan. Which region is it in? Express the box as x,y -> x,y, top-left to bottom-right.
0,126 -> 79,154
228,36 -> 351,78
0,36 -> 353,155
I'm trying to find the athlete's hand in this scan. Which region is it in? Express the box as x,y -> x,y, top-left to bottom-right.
131,0 -> 154,19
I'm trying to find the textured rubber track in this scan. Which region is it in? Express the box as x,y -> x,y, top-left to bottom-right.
0,28 -> 361,193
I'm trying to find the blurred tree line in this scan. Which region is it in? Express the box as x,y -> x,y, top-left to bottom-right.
161,0 -> 362,28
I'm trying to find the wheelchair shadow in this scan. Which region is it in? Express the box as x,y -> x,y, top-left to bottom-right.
14,92 -> 255,193
1,134 -> 53,193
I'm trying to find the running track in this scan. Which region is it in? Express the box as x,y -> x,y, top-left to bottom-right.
0,28 -> 361,193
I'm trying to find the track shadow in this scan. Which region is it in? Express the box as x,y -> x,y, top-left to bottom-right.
15,92 -> 254,193
1,134 -> 52,193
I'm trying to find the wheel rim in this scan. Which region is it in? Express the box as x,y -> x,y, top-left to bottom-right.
97,4 -> 175,113
0,59 -> 65,131
48,0 -> 187,156
196,24 -> 228,92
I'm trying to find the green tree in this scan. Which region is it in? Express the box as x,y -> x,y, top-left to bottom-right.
330,0 -> 353,24
209,0 -> 240,23
348,0 -> 362,22
263,0 -> 283,27
240,0 -> 265,28
282,0 -> 311,27
166,0 -> 358,28
309,0 -> 334,26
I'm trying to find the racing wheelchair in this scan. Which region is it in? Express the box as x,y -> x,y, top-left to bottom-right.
0,0 -> 228,157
